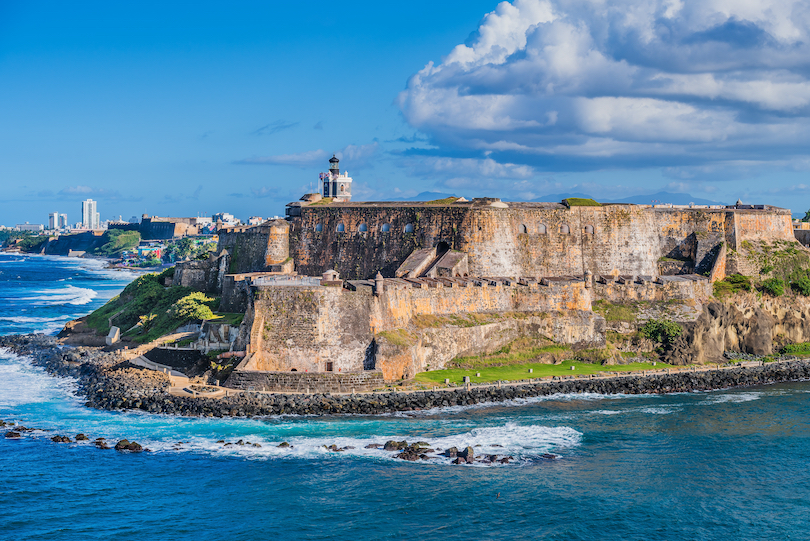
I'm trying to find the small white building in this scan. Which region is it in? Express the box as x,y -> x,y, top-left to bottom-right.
321,155 -> 352,202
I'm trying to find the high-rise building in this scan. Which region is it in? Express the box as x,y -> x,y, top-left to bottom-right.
48,212 -> 59,230
81,199 -> 99,229
59,214 -> 68,229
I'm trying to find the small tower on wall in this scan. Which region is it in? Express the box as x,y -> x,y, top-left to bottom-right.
321,154 -> 353,202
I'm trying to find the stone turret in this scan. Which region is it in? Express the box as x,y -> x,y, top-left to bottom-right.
374,272 -> 384,297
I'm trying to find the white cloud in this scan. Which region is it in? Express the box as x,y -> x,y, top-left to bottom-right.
236,143 -> 381,169
397,0 -> 810,168
236,149 -> 328,167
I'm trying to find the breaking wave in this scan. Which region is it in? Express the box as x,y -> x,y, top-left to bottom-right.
22,285 -> 97,306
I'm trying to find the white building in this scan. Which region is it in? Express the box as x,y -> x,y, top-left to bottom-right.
17,222 -> 44,232
48,212 -> 59,230
81,199 -> 100,229
321,155 -> 352,202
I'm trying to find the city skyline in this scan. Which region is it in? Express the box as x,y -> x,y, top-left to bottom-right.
1,0 -> 810,225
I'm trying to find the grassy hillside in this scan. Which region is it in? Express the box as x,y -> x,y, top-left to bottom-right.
86,268 -> 238,343
92,230 -> 140,256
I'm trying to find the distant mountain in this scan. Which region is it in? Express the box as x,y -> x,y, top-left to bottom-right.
530,192 -> 594,202
604,191 -> 722,206
530,191 -> 722,206
394,191 -> 458,202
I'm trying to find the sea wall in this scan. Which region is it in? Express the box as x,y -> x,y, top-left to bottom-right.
224,370 -> 385,393
5,334 -> 810,418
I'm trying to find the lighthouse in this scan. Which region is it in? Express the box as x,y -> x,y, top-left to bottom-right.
321,154 -> 353,202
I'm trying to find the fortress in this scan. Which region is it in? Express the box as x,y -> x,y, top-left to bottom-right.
173,157 -> 796,392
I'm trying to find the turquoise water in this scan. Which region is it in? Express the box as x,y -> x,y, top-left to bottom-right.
1,253 -> 810,540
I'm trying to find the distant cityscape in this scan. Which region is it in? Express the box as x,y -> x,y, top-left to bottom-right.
1,197 -> 282,267
3,198 -> 271,233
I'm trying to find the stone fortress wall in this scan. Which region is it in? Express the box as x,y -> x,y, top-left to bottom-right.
288,201 -> 794,280
230,272 -> 714,385
171,197 -> 796,392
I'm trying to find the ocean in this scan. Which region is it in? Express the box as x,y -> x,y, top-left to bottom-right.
1,253 -> 809,540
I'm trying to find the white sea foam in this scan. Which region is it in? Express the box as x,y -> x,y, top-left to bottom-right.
0,350 -> 78,407
703,392 -> 763,405
388,391 -> 636,418
140,422 -> 582,465
637,406 -> 678,415
22,285 -> 97,306
0,316 -> 71,324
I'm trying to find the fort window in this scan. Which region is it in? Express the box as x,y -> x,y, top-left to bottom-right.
584,225 -> 594,234
291,368 -> 298,372
326,362 -> 333,372
404,223 -> 415,233
381,223 -> 390,232
538,223 -> 547,234
315,224 -> 323,232
336,223 -> 345,233
519,224 -> 528,234
560,224 -> 570,234
358,223 -> 368,232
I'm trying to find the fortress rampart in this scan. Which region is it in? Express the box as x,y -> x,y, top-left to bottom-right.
171,193 -> 797,391
287,201 -> 793,280
226,273 -> 712,385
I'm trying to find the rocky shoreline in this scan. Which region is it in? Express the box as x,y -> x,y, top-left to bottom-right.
3,333 -> 810,419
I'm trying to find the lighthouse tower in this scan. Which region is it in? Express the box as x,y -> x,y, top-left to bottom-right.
321,155 -> 353,202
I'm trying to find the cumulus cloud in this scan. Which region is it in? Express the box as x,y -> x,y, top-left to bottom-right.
397,0 -> 810,170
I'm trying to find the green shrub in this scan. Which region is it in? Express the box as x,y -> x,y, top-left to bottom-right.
170,292 -> 216,321
563,198 -> 601,207
792,275 -> 810,296
760,277 -> 785,297
640,319 -> 683,347
713,274 -> 752,298
781,342 -> 810,355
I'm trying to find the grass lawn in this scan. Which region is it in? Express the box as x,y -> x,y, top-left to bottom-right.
414,360 -> 676,385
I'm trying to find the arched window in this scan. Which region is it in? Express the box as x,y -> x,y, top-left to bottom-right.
358,223 -> 368,232
336,223 -> 345,233
538,224 -> 547,234
519,224 -> 528,234
404,223 -> 414,233
381,224 -> 390,232
560,224 -> 570,234
315,224 -> 323,232
584,225 -> 594,234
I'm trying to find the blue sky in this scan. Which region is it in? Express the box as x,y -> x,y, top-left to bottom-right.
1,0 -> 809,226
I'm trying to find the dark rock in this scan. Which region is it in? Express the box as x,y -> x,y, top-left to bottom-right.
4,431 -> 21,439
364,443 -> 382,449
75,434 -> 89,441
277,441 -> 291,448
114,439 -> 143,452
458,446 -> 475,463
541,453 -> 558,459
451,457 -> 466,464
383,440 -> 407,451
51,435 -> 71,443
443,446 -> 458,458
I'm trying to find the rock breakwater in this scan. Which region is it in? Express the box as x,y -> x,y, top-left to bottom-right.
2,334 -> 810,418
